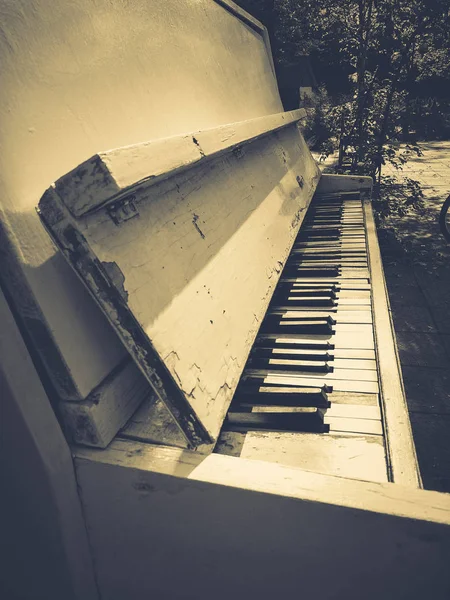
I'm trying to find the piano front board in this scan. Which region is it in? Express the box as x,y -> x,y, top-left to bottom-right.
38,118 -> 320,447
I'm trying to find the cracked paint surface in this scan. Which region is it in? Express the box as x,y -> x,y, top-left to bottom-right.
39,122 -> 320,443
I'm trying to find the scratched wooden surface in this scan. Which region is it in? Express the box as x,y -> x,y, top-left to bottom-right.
74,439 -> 450,600
39,122 -> 320,443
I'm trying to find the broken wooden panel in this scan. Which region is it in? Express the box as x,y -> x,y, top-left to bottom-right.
59,358 -> 152,448
38,119 -> 320,446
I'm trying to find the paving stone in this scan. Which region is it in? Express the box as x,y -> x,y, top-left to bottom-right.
428,306 -> 450,334
420,284 -> 450,308
424,477 -> 450,494
401,366 -> 450,414
409,413 -> 450,489
390,304 -> 436,333
383,262 -> 417,286
386,284 -> 427,306
441,334 -> 450,361
396,331 -> 450,368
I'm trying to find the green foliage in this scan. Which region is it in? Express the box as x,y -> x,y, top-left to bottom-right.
235,0 -> 449,216
235,0 -> 450,173
373,175 -> 425,218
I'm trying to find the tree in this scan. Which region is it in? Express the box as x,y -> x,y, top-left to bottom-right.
236,0 -> 450,203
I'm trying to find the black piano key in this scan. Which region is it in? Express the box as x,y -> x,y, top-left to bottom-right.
247,357 -> 333,373
283,266 -> 340,277
275,286 -> 337,297
276,300 -> 337,309
261,320 -> 334,335
251,347 -> 334,362
224,410 -> 329,434
255,335 -> 335,350
233,385 -> 330,408
268,311 -> 336,325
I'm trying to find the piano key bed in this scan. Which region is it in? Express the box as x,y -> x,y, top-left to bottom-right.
215,190 -> 391,483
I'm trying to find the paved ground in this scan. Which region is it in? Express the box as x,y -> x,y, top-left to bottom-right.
313,143 -> 450,492
379,141 -> 450,493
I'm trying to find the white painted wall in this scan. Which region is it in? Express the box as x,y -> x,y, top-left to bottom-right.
0,0 -> 282,398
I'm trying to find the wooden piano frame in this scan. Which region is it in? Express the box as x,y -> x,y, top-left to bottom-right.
2,3 -> 449,598
33,112 -> 450,599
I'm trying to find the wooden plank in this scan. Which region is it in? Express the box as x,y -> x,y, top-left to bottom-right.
38,123 -> 320,446
74,439 -> 450,600
50,109 -> 307,218
363,199 -> 421,487
59,359 -> 152,448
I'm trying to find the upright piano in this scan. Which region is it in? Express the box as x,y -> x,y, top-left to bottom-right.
36,108 -> 450,600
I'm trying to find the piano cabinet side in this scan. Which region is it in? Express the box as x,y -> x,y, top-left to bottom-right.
73,439 -> 450,600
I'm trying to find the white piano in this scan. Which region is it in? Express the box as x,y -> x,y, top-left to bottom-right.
2,2 -> 449,599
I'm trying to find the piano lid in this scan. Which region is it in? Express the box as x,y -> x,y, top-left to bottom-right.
38,112 -> 321,447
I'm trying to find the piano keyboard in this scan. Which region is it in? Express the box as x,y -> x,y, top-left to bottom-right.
216,190 -> 389,482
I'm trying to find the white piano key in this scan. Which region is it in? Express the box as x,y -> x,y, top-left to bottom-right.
332,358 -> 377,371
258,346 -> 376,361
235,431 -> 388,483
324,404 -> 381,420
257,374 -> 379,394
325,416 -> 383,435
259,332 -> 375,350
275,310 -> 372,324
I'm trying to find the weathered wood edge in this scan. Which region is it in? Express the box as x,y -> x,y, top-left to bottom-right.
316,174 -> 373,195
74,438 -> 450,523
37,190 -> 212,448
0,287 -> 98,600
363,197 -> 422,488
59,358 -> 151,448
0,210 -> 82,401
48,110 -> 306,218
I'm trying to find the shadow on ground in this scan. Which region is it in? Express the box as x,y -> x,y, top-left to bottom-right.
377,143 -> 450,492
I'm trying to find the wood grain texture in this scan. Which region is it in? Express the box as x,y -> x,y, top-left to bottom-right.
363,199 -> 422,487
39,122 -> 320,445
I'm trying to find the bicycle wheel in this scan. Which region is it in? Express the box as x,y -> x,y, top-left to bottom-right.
439,194 -> 450,242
